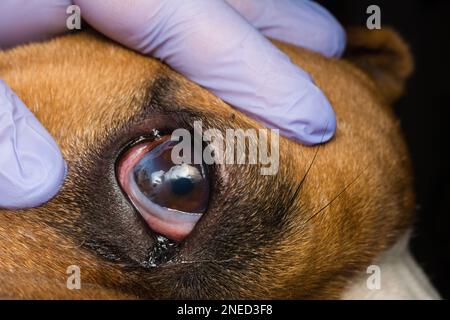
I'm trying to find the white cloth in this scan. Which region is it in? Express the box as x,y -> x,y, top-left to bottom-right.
341,230 -> 441,300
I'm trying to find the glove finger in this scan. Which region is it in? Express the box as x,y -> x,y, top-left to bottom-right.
74,0 -> 336,145
225,0 -> 346,57
0,0 -> 72,49
0,80 -> 66,209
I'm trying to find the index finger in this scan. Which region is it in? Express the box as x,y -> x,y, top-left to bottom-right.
74,0 -> 336,145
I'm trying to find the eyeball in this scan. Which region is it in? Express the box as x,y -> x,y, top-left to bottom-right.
116,135 -> 209,241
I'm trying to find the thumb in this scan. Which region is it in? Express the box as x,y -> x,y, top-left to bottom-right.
0,80 -> 66,209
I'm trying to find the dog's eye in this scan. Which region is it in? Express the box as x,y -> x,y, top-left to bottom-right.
116,135 -> 209,241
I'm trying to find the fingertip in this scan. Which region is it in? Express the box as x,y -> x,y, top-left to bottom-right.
2,151 -> 68,210
227,0 -> 347,58
247,82 -> 337,146
0,80 -> 67,209
285,86 -> 337,145
293,105 -> 337,145
304,1 -> 347,58
321,16 -> 347,58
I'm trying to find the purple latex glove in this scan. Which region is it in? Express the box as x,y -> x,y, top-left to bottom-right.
0,80 -> 67,209
0,0 -> 345,209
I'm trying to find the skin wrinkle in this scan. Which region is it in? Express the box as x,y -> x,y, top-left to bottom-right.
0,28 -> 415,299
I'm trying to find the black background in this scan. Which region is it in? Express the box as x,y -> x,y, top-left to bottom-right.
318,0 -> 450,298
0,300 -> 444,318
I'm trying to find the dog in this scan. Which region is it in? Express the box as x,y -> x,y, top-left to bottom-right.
0,27 -> 440,299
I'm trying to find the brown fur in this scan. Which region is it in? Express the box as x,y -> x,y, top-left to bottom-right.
0,28 -> 414,299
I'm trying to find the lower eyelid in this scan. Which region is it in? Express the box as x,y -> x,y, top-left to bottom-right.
127,178 -> 201,241
128,176 -> 202,223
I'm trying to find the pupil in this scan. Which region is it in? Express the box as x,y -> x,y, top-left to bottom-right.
171,177 -> 195,195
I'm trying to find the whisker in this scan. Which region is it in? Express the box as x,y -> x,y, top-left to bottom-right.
305,165 -> 369,223
288,121 -> 330,206
292,143 -> 320,199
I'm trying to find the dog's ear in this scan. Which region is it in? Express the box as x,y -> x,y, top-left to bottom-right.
344,27 -> 413,103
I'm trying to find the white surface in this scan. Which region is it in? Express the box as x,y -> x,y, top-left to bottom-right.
341,230 -> 441,300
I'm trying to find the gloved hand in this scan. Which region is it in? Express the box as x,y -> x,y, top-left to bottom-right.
0,0 -> 345,209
